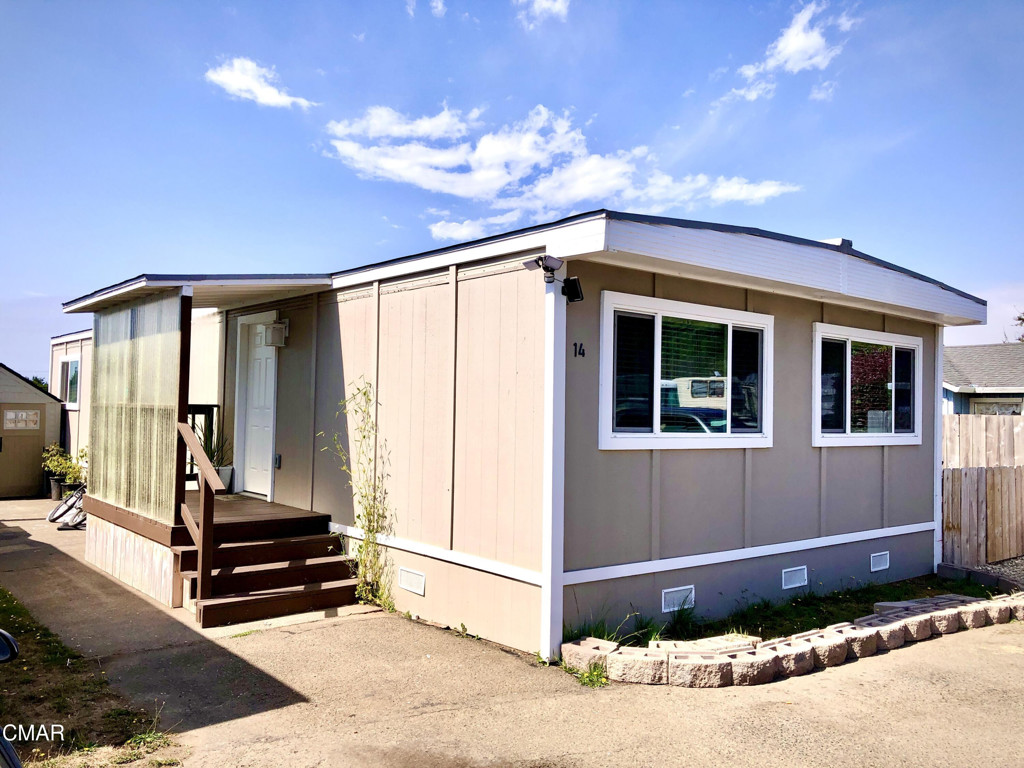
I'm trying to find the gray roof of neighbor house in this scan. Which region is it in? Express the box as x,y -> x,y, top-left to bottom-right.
944,343 -> 1024,391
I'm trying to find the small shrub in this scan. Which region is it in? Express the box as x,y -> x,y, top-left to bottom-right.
663,603 -> 699,640
620,608 -> 662,647
564,660 -> 609,688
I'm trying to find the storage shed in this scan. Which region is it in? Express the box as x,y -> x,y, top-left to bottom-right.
0,363 -> 61,498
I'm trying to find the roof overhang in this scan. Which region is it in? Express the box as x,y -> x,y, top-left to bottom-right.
63,274 -> 333,314
594,217 -> 987,327
942,384 -> 1024,394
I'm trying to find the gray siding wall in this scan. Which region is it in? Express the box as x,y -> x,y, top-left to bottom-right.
564,260 -> 937,572
563,531 -> 934,625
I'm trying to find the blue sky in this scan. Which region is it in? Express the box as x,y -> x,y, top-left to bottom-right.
2,0 -> 1022,378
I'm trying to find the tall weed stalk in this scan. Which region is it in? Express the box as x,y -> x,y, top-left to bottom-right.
321,379 -> 394,611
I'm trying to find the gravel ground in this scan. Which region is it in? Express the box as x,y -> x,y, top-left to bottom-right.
976,555 -> 1024,586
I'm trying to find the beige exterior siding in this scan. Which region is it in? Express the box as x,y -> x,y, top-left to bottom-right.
312,287 -> 377,522
0,366 -> 61,497
378,276 -> 454,549
563,260 -> 938,573
388,549 -> 541,653
453,266 -> 544,572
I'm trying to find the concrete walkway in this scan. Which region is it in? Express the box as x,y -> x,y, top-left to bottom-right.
4,498 -> 1024,768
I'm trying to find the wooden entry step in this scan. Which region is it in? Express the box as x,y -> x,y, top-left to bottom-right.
196,578 -> 359,627
173,533 -> 341,571
181,555 -> 356,599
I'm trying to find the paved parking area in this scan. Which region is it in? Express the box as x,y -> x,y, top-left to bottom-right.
4,498 -> 1024,768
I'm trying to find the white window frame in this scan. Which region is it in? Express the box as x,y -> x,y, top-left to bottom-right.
812,323 -> 923,447
59,355 -> 81,410
599,291 -> 774,450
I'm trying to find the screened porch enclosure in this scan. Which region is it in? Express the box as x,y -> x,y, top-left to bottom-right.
89,289 -> 188,526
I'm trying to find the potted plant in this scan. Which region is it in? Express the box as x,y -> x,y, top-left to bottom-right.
41,443 -> 70,500
197,417 -> 233,491
61,448 -> 88,496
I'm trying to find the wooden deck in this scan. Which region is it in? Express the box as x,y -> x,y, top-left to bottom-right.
184,492 -> 324,525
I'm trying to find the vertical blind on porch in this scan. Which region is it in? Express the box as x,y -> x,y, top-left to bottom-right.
90,290 -> 182,525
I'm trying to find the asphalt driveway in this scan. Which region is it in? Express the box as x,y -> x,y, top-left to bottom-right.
3,497 -> 1024,768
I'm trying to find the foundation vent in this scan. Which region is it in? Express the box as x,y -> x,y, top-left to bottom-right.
398,567 -> 426,596
870,551 -> 890,572
781,565 -> 808,590
661,585 -> 695,613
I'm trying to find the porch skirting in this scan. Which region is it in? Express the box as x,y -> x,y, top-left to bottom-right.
85,516 -> 178,607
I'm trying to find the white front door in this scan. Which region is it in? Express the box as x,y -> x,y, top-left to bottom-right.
243,324 -> 276,496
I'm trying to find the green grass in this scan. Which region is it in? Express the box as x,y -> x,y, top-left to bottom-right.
0,586 -> 179,764
564,575 -> 997,646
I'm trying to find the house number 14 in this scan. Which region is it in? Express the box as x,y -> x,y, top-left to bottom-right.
573,342 -> 586,357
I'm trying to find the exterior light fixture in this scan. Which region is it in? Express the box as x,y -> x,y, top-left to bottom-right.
523,254 -> 583,302
522,255 -> 565,283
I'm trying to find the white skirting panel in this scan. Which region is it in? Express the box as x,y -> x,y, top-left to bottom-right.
84,516 -> 176,606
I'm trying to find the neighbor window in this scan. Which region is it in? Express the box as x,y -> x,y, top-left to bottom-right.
59,358 -> 80,408
602,291 -> 773,450
813,323 -> 922,446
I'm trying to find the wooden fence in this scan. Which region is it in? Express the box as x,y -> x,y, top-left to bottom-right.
942,467 -> 1024,566
943,414 -> 1024,469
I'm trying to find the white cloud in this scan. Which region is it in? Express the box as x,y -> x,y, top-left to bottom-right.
741,2 -> 842,80
327,104 -> 481,141
429,211 -> 522,241
325,102 -> 801,240
430,0 -> 446,17
513,0 -> 569,30
405,0 -> 416,18
725,3 -> 852,106
809,80 -> 837,101
353,32 -> 366,42
205,57 -> 318,110
715,80 -> 777,106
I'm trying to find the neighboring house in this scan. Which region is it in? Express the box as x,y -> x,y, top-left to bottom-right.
49,329 -> 93,455
943,343 -> 1024,415
62,210 -> 986,658
0,362 -> 61,498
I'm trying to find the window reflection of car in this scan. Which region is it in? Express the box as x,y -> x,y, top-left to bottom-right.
660,381 -> 724,433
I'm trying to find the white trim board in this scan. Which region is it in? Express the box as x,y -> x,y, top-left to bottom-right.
933,326 -> 944,570
540,265 -> 567,660
331,523 -> 544,587
562,521 -> 936,586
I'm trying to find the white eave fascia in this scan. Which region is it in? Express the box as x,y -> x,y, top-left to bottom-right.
600,219 -> 986,327
329,214 -> 608,291
63,275 -> 333,314
50,329 -> 93,344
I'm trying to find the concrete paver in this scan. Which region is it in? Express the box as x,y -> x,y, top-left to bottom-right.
4,498 -> 1024,768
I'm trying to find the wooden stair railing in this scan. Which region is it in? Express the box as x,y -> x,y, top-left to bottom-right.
177,422 -> 227,603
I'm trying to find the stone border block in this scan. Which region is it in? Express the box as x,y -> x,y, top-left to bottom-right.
957,604 -> 987,630
892,612 -> 933,642
854,615 -> 907,650
930,608 -> 961,635
758,639 -> 814,676
561,637 -> 618,672
606,648 -> 668,685
978,600 -> 1011,625
728,649 -> 779,685
668,653 -> 733,688
830,625 -> 878,658
791,630 -> 849,668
